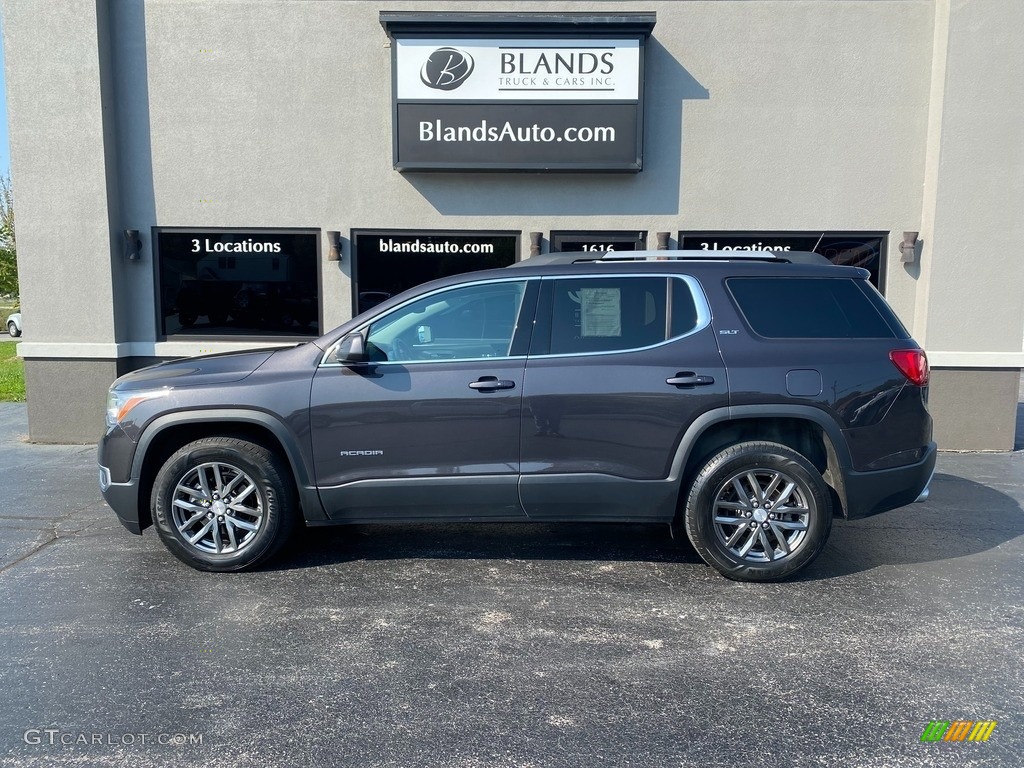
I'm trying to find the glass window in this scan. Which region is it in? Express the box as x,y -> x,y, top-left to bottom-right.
546,277 -> 699,355
727,277 -> 896,338
366,281 -> 527,363
670,278 -> 699,338
677,231 -> 887,290
351,230 -> 519,313
157,229 -> 320,337
549,230 -> 646,253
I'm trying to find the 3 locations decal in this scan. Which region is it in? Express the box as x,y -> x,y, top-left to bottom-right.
391,37 -> 646,171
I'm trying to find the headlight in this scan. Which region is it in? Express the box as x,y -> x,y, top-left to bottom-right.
105,388 -> 170,429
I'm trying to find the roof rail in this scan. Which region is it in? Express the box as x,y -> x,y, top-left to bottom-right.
508,250 -> 833,268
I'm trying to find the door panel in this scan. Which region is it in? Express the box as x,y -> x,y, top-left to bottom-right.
310,277 -> 533,521
311,360 -> 527,520
519,275 -> 728,520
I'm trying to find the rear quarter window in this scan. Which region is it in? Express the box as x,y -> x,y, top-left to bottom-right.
727,277 -> 896,338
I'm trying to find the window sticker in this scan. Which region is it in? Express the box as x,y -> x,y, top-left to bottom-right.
578,288 -> 621,337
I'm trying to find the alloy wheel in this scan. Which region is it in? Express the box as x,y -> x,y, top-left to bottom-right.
711,468 -> 810,563
170,461 -> 265,555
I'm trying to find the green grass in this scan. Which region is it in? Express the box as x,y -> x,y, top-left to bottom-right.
0,341 -> 25,402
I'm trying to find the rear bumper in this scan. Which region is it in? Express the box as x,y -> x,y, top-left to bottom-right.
842,442 -> 937,520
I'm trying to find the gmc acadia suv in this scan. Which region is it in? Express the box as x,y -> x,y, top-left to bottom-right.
98,251 -> 936,581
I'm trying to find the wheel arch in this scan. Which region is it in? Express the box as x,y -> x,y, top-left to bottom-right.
132,410 -> 324,531
671,405 -> 852,519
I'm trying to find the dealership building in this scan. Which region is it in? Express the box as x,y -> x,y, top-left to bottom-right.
3,0 -> 1023,448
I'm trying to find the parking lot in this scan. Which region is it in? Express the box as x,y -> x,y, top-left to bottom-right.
0,400 -> 1021,767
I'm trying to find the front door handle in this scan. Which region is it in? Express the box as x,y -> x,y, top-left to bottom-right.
666,372 -> 716,388
469,376 -> 516,392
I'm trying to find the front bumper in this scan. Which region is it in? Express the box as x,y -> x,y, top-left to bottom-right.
842,441 -> 937,520
99,463 -> 143,535
98,424 -> 146,534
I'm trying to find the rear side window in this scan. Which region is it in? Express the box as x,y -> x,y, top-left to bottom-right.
859,280 -> 911,339
539,276 -> 702,355
727,277 -> 896,338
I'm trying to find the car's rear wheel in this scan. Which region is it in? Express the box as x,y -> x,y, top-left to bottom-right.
8,321 -> 19,337
151,437 -> 295,571
683,441 -> 832,582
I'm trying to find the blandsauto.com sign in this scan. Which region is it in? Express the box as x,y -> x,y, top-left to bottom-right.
391,36 -> 646,171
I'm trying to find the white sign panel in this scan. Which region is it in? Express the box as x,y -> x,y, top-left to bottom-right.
396,38 -> 641,101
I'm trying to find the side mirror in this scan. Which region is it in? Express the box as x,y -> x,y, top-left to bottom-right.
333,333 -> 368,365
416,325 -> 433,344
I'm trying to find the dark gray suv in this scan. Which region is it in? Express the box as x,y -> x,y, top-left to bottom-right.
99,251 -> 936,581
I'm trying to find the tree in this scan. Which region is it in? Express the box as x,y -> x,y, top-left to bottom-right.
0,173 -> 17,297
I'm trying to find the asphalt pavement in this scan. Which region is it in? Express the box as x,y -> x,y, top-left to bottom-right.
0,400 -> 1021,767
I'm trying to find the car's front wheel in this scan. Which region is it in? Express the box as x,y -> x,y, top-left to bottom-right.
151,437 -> 296,571
8,321 -> 19,337
683,441 -> 832,582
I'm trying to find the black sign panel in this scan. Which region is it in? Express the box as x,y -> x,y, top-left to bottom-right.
351,230 -> 519,314
396,103 -> 641,171
384,20 -> 652,173
155,228 -> 321,337
678,231 -> 887,289
550,230 -> 646,253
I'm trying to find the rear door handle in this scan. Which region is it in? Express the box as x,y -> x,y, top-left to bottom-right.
469,376 -> 516,391
666,372 -> 716,388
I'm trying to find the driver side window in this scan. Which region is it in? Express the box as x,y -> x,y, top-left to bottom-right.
366,280 -> 527,363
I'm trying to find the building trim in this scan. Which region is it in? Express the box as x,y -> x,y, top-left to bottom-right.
927,352 -> 1024,368
379,11 -> 658,39
15,343 -> 1024,369
16,341 -> 302,360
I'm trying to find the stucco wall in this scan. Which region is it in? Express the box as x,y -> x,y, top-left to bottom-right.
915,0 -> 1024,360
2,0 -> 119,345
108,0 -> 940,334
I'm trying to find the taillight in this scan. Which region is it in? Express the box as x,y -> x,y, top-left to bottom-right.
889,349 -> 930,386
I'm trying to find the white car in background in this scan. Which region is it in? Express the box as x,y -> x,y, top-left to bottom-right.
6,311 -> 21,337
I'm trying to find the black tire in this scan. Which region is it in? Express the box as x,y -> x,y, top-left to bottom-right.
683,441 -> 832,582
177,311 -> 197,328
151,437 -> 296,572
7,322 -> 19,338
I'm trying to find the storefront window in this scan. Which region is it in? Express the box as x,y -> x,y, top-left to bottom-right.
156,229 -> 321,338
677,231 -> 888,290
550,231 -> 646,253
351,230 -> 519,314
